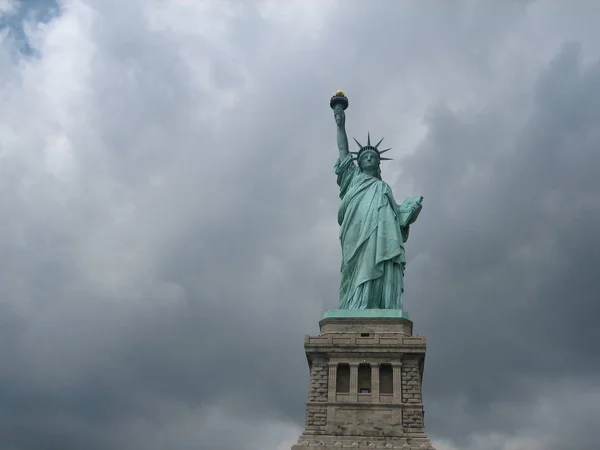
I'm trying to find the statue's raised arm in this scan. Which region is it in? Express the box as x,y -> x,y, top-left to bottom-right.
330,91 -> 350,159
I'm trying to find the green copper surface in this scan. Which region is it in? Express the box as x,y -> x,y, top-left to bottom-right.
329,92 -> 423,313
323,309 -> 409,319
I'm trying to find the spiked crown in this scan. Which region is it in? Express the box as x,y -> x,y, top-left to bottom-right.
351,132 -> 392,162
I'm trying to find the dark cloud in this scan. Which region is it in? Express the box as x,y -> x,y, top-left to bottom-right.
402,41 -> 600,448
0,1 -> 599,450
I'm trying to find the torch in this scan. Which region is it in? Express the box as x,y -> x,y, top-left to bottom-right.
330,90 -> 349,111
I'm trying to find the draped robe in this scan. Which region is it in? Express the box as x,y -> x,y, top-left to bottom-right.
335,154 -> 417,310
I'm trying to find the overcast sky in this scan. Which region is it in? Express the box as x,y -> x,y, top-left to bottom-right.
1,1 -> 599,449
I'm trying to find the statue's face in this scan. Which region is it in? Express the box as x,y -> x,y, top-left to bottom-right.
358,150 -> 380,171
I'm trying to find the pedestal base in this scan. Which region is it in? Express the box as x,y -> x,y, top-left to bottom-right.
291,316 -> 436,450
292,434 -> 436,449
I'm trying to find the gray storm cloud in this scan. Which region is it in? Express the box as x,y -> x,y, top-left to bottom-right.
0,1 -> 599,449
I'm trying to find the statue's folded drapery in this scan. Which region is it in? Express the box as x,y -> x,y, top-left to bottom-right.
335,154 -> 418,310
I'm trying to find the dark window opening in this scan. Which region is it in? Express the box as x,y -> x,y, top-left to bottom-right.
358,363 -> 371,393
336,363 -> 350,393
380,363 -> 393,394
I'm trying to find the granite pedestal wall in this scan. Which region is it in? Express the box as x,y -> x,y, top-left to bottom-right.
291,317 -> 436,450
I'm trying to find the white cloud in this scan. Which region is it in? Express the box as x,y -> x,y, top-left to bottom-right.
0,0 -> 19,15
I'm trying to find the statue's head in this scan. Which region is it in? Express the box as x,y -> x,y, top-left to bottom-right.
352,133 -> 392,179
358,149 -> 381,176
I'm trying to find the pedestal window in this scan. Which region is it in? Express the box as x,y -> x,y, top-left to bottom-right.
379,363 -> 393,394
336,363 -> 350,393
357,363 -> 371,394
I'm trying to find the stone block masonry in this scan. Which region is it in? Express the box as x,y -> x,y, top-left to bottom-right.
291,317 -> 436,450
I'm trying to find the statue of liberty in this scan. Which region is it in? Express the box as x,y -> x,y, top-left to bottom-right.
329,91 -> 423,313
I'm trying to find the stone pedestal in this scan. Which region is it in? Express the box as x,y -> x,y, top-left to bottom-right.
291,316 -> 436,450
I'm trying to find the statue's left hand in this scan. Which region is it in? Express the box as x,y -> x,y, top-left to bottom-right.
405,198 -> 423,226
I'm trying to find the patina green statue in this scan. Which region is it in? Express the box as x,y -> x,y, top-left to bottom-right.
329,91 -> 423,315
